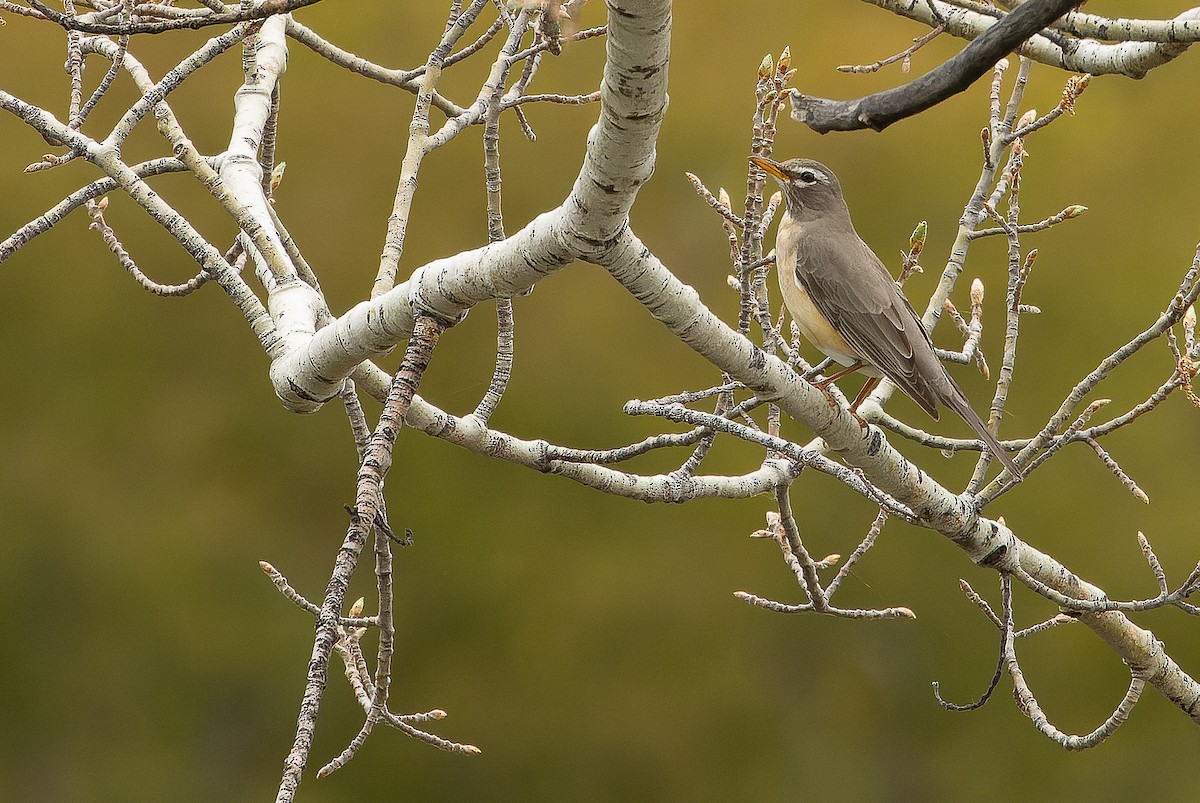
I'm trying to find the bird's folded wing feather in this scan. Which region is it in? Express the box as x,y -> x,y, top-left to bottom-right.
795,232 -> 942,419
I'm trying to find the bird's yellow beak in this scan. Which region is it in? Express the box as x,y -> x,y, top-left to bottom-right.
749,155 -> 787,181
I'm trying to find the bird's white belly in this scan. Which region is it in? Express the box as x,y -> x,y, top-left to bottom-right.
785,277 -> 861,366
775,220 -> 864,369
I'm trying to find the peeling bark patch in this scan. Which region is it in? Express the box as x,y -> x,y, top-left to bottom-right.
575,232 -> 626,250
978,544 -> 1008,568
286,378 -> 324,404
626,109 -> 664,122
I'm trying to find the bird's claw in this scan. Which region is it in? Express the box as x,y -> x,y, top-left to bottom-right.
817,384 -> 841,409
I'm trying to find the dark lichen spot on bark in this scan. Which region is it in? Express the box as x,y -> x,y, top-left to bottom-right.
626,110 -> 663,122
978,544 -> 1008,568
575,233 -> 625,250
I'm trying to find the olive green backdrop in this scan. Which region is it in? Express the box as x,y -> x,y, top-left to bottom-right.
1,2 -> 1198,801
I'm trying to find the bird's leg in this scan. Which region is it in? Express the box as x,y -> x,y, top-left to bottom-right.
809,360 -> 865,411
848,377 -> 882,430
807,364 -> 879,429
810,360 -> 864,389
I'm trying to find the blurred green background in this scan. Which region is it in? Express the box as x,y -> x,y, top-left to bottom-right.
2,2 -> 1199,801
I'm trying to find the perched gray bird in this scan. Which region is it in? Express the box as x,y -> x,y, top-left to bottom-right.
750,155 -> 1022,479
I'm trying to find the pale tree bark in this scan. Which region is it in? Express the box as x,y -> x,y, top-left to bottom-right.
2,0 -> 1200,798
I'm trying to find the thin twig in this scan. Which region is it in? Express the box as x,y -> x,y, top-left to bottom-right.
837,24 -> 945,74
276,316 -> 447,801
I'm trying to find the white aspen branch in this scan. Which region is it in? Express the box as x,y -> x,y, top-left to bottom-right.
862,0 -> 1200,77
259,2 -> 1200,728
72,28 -> 313,328
284,18 -> 468,117
1044,4 -> 1200,42
997,0 -> 1200,43
325,200 -> 1200,726
222,16 -> 295,283
5,0 -> 1200,773
372,0 -> 497,298
26,0 -> 324,35
0,89 -> 282,355
0,156 -> 192,261
268,0 -> 666,409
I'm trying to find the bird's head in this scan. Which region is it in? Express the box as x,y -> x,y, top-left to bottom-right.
749,156 -> 848,223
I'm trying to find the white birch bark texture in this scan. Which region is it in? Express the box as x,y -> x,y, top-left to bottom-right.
2,0 -> 1200,784
262,1 -> 1200,730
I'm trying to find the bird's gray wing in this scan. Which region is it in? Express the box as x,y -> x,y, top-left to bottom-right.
795,230 -> 943,420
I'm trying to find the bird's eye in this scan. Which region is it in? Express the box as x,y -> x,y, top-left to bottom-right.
798,170 -> 818,183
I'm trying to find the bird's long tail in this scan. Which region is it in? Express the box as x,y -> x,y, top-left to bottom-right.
941,392 -> 1023,481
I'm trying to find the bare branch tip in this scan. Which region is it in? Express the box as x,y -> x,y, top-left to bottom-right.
971,277 -> 985,304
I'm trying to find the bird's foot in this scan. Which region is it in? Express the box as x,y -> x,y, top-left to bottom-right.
817,384 -> 841,409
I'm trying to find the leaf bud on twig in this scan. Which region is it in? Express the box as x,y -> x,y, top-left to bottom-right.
971,278 -> 985,307
908,219 -> 927,258
270,161 -> 287,194
1022,248 -> 1038,273
1062,74 -> 1090,114
777,47 -> 791,74
759,54 -> 773,79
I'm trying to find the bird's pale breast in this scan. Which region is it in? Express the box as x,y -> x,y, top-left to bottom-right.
776,214 -> 876,372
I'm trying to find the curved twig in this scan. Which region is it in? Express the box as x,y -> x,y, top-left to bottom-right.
788,0 -> 1083,132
